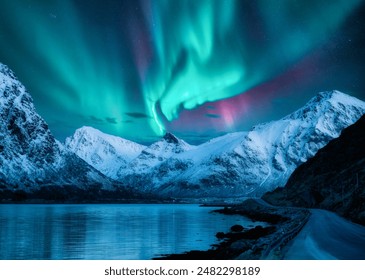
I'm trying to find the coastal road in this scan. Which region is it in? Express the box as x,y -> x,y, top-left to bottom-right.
283,209 -> 365,259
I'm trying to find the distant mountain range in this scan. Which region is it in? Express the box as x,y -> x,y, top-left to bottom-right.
67,91 -> 365,198
263,114 -> 365,225
1,62 -> 365,201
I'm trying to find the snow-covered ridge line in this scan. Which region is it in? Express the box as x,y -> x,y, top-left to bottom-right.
66,90 -> 365,198
0,62 -> 116,192
3,63 -> 364,199
65,126 -> 146,179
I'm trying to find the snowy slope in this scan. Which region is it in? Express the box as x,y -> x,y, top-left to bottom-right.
0,63 -> 115,193
124,132 -> 194,172
65,126 -> 146,179
117,133 -> 196,189
117,90 -> 365,197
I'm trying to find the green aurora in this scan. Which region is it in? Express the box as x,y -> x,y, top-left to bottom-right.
0,0 -> 364,143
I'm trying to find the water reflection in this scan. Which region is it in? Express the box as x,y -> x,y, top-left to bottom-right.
0,204 -> 259,260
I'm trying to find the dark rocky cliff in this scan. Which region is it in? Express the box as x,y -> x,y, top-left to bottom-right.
263,114 -> 365,225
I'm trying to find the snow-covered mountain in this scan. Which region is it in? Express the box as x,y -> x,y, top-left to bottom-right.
120,132 -> 194,174
69,90 -> 365,198
0,63 -> 116,196
11,59 -> 364,201
263,114 -> 365,225
67,88 -> 365,198
66,91 -> 365,198
117,132 -> 196,191
65,126 -> 146,179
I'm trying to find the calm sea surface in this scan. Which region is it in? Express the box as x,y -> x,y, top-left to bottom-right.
0,204 -> 260,259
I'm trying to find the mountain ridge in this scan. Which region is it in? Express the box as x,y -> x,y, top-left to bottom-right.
66,90 -> 365,198
263,114 -> 365,225
2,62 -> 365,201
0,62 -> 125,200
65,126 -> 146,179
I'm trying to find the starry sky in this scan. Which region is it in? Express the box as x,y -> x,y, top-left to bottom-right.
1,0 -> 365,144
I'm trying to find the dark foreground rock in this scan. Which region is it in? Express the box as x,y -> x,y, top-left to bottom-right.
263,114 -> 365,226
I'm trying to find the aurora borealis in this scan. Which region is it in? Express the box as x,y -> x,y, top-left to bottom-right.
1,0 -> 365,143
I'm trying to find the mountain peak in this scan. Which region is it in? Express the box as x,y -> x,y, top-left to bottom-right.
163,132 -> 180,144
317,90 -> 339,99
284,90 -> 365,122
73,126 -> 102,137
314,90 -> 348,103
0,62 -> 10,74
0,63 -> 17,81
0,62 -> 115,191
310,90 -> 364,106
263,113 -> 365,225
65,125 -> 146,179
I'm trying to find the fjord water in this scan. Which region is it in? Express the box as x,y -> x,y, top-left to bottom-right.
0,204 -> 257,260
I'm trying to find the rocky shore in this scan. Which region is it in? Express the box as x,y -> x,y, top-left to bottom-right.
155,199 -> 310,260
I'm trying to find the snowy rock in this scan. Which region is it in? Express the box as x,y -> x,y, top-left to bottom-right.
0,63 -> 115,194
117,132 -> 195,192
63,89 -> 365,199
65,126 -> 146,179
120,90 -> 365,198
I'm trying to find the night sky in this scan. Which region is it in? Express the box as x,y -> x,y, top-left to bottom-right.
1,0 -> 365,144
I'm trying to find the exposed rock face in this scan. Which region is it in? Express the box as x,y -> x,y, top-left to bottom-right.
0,62 -> 116,196
263,114 -> 365,225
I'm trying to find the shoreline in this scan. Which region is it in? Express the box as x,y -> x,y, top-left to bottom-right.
155,199 -> 310,260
